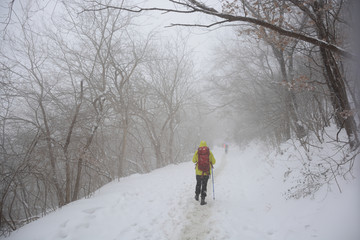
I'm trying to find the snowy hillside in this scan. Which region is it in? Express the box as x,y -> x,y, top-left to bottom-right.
3,142 -> 359,240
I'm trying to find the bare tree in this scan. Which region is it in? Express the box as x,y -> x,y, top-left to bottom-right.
83,0 -> 353,58
85,0 -> 358,149
134,38 -> 195,168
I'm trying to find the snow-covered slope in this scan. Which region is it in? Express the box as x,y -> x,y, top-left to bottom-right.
3,143 -> 360,240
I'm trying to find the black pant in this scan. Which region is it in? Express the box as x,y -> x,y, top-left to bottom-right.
195,175 -> 209,198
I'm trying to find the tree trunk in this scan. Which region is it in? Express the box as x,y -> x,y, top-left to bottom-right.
313,0 -> 359,148
72,125 -> 99,201
168,118 -> 175,164
72,97 -> 103,201
64,81 -> 83,204
154,142 -> 163,168
39,101 -> 64,207
319,48 -> 359,148
272,47 -> 304,139
118,117 -> 128,178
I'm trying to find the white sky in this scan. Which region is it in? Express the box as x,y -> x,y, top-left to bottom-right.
0,0 -> 235,76
131,0 -> 234,71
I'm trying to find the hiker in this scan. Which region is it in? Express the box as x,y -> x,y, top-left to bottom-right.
192,141 -> 216,205
224,143 -> 228,154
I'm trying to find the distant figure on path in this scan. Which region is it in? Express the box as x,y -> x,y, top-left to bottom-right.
224,143 -> 228,154
192,141 -> 216,205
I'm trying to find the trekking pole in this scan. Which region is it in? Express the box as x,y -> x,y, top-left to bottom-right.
211,165 -> 215,200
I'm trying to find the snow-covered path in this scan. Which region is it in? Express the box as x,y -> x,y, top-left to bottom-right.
3,144 -> 359,240
179,153 -> 226,240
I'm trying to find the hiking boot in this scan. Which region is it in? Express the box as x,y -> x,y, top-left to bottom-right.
195,194 -> 199,201
200,198 -> 207,205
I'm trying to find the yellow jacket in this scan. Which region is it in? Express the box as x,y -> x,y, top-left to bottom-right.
192,141 -> 216,176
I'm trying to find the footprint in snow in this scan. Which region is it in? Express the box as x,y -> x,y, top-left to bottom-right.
82,207 -> 102,214
57,229 -> 68,239
60,220 -> 69,228
75,222 -> 90,229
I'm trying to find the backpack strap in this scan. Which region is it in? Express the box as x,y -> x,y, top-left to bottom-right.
197,150 -> 204,176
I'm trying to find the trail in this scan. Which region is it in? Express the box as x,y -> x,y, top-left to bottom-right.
3,143 -> 359,240
179,152 -> 227,240
210,145 -> 275,239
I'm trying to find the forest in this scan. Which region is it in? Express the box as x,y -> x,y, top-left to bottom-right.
0,0 -> 359,235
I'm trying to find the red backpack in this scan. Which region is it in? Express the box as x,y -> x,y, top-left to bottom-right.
197,146 -> 210,174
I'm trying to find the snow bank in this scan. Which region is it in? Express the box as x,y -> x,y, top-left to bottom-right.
206,141 -> 360,240
2,160 -> 197,240
2,140 -> 359,240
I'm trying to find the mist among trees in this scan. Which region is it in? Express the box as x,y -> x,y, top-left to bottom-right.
1,0 -> 359,235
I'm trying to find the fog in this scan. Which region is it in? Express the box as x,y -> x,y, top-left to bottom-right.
0,0 -> 359,236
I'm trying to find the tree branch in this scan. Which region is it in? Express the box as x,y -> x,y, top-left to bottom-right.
81,0 -> 355,59
167,20 -> 230,28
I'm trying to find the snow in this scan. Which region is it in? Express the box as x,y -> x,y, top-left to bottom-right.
3,142 -> 359,240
